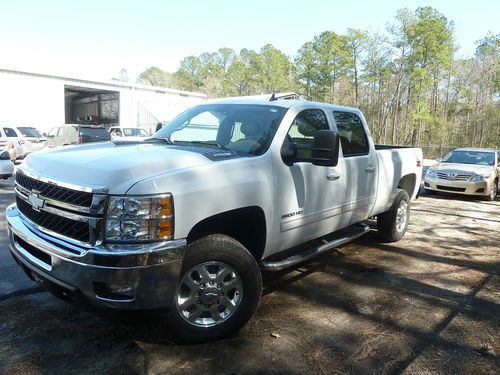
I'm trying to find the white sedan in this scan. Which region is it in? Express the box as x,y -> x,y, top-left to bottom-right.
0,149 -> 14,179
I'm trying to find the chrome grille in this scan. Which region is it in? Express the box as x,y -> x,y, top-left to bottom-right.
16,197 -> 90,242
437,172 -> 471,181
15,173 -> 93,207
14,171 -> 106,245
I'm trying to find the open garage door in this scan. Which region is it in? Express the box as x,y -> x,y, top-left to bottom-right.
64,85 -> 119,127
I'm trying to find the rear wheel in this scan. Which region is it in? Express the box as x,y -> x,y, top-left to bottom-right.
169,234 -> 262,343
377,189 -> 410,242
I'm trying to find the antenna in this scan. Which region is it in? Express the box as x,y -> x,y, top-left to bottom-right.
269,93 -> 277,101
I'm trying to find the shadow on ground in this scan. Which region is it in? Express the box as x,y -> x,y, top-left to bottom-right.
0,196 -> 499,374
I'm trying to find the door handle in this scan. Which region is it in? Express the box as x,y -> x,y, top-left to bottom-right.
365,165 -> 376,173
326,170 -> 341,180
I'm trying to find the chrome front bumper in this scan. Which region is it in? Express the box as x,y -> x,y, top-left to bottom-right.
6,204 -> 186,310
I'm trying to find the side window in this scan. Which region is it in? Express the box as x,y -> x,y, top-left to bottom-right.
286,109 -> 329,159
48,128 -> 58,137
4,128 -> 17,137
333,111 -> 369,157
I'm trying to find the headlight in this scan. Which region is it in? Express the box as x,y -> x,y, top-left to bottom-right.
470,175 -> 490,181
425,169 -> 437,178
105,194 -> 173,242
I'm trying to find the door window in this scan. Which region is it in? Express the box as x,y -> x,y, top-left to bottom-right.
286,109 -> 329,159
333,112 -> 369,157
48,128 -> 60,137
3,128 -> 18,137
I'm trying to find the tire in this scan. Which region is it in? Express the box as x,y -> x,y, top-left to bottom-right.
484,179 -> 498,201
168,234 -> 262,343
377,189 -> 410,242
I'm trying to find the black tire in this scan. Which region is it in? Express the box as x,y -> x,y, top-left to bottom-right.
377,189 -> 410,242
168,234 -> 262,343
484,179 -> 498,201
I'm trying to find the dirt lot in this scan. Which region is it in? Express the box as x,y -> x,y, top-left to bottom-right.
0,190 -> 499,375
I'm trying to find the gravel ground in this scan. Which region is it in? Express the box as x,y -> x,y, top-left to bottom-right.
0,188 -> 498,375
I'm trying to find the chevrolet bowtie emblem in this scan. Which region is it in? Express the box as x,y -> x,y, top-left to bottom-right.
28,193 -> 45,212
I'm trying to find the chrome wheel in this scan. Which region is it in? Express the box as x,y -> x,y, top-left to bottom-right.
175,261 -> 243,327
396,200 -> 408,232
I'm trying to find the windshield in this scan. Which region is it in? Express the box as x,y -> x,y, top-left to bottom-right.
442,150 -> 495,166
18,127 -> 43,138
153,104 -> 288,156
123,128 -> 149,137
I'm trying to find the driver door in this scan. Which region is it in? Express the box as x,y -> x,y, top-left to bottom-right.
273,108 -> 347,252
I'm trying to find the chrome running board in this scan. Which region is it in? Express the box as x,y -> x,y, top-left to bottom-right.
260,224 -> 370,271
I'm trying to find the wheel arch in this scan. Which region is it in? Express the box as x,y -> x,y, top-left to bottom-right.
398,173 -> 417,199
186,206 -> 267,261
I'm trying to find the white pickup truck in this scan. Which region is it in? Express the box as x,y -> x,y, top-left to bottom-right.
6,98 -> 422,342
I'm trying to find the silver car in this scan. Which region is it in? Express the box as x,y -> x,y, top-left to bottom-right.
424,148 -> 499,200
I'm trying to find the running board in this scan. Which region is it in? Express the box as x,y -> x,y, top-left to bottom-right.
260,224 -> 370,271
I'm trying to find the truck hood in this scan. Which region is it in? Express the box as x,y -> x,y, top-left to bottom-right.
432,163 -> 494,175
21,142 -> 215,193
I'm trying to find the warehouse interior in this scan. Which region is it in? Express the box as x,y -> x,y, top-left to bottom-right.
64,85 -> 119,127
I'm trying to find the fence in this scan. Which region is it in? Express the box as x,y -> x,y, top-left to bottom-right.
419,146 -> 456,160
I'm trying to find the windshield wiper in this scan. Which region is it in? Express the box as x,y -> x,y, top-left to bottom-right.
174,140 -> 230,151
145,137 -> 173,145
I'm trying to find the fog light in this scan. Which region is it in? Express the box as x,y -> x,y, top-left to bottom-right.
94,282 -> 134,301
108,283 -> 134,295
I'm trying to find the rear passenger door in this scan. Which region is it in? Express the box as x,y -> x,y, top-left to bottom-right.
332,111 -> 377,224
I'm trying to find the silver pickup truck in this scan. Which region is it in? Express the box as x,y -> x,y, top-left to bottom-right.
6,98 -> 422,342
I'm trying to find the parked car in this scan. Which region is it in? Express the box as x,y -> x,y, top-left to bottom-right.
7,99 -> 422,342
0,126 -> 28,160
109,126 -> 150,141
47,124 -> 111,147
0,148 -> 14,179
424,148 -> 499,201
17,127 -> 47,154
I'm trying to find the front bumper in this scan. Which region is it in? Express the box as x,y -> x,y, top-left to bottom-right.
423,177 -> 492,196
6,204 -> 186,310
0,160 -> 14,178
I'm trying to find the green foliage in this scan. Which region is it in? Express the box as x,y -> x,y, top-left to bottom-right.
137,6 -> 498,149
137,66 -> 172,87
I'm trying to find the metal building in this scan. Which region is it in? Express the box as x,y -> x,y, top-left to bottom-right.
0,68 -> 206,134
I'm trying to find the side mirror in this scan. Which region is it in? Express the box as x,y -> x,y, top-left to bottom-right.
310,130 -> 340,167
281,130 -> 340,167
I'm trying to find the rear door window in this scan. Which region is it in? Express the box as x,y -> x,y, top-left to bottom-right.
79,127 -> 111,142
332,112 -> 369,157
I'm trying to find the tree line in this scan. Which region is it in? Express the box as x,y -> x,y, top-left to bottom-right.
137,7 -> 499,149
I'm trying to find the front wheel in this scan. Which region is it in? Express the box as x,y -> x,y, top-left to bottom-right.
377,189 -> 410,242
484,179 -> 498,201
168,234 -> 262,343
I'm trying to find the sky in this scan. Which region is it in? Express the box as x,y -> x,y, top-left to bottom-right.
0,0 -> 498,81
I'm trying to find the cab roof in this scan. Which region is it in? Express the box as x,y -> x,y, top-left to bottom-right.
205,97 -> 360,113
